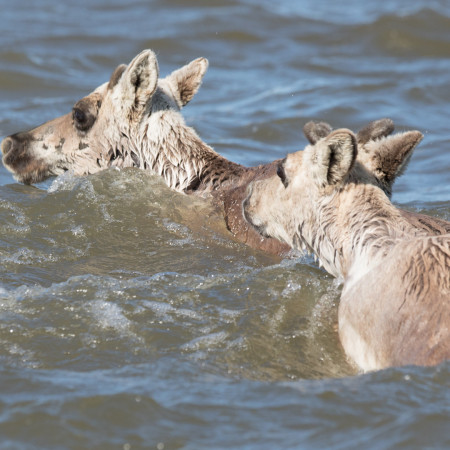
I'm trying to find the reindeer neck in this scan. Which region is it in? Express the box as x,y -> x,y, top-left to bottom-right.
137,111 -> 247,193
190,144 -> 250,193
304,183 -> 426,279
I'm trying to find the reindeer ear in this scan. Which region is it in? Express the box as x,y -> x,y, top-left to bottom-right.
357,118 -> 394,144
303,121 -> 333,144
166,57 -> 208,107
367,131 -> 423,191
307,129 -> 357,187
119,50 -> 159,112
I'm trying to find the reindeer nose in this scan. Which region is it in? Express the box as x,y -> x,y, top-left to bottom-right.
1,137 -> 13,155
1,132 -> 32,156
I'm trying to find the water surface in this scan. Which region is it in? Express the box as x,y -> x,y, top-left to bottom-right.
0,1 -> 449,448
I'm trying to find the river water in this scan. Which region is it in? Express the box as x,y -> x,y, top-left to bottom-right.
0,0 -> 449,448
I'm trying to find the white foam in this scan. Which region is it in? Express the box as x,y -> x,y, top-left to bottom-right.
88,300 -> 133,334
281,281 -> 302,297
1,248 -> 58,265
181,331 -> 229,352
47,171 -> 80,193
141,300 -> 202,322
70,225 -> 85,237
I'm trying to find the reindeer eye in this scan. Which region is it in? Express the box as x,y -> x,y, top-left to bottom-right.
277,159 -> 288,188
73,108 -> 86,124
72,106 -> 96,132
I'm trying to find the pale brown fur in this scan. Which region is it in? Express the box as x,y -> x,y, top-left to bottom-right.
2,50 -> 448,257
244,129 -> 450,371
1,50 -> 290,255
304,119 -> 450,234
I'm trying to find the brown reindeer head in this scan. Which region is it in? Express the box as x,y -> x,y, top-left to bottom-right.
244,129 -> 360,252
1,50 -> 208,184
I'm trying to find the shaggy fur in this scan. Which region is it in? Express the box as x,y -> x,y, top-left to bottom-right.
244,129 -> 450,371
0,50 -> 290,255
2,50 -> 449,256
304,119 -> 450,233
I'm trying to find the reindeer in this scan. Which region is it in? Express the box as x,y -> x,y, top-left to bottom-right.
1,49 -> 292,254
2,49 -> 448,257
244,128 -> 450,371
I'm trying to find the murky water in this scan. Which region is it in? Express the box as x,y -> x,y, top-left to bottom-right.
0,0 -> 449,448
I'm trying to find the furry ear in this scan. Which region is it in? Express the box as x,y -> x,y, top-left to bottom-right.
119,50 -> 159,113
165,57 -> 208,107
365,131 -> 423,195
307,129 -> 357,187
357,118 -> 395,144
303,121 -> 333,144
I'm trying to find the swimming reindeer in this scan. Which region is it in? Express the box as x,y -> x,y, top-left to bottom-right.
244,128 -> 450,371
2,49 -> 449,257
0,49 -> 289,255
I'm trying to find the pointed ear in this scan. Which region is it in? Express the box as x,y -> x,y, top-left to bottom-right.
357,118 -> 394,144
366,131 -> 423,193
119,50 -> 159,113
165,57 -> 208,107
307,129 -> 357,187
303,121 -> 333,144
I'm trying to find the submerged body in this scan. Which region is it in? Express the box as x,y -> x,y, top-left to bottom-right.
1,50 -> 289,255
341,234 -> 449,369
1,50 -> 449,258
244,129 -> 450,371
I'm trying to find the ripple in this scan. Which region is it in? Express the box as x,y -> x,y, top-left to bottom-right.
0,1 -> 449,448
372,9 -> 450,57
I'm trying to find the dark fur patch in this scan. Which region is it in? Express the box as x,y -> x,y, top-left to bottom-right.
55,138 -> 65,151
277,158 -> 288,187
2,132 -> 33,164
1,137 -> 13,155
108,64 -> 126,90
72,97 -> 100,132
185,176 -> 201,192
5,131 -> 32,149
130,151 -> 140,167
303,121 -> 333,145
357,118 -> 394,144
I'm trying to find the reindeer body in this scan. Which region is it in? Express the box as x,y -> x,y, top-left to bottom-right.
341,234 -> 449,369
0,50 -> 290,255
315,178 -> 449,370
1,50 -> 449,257
244,129 -> 450,371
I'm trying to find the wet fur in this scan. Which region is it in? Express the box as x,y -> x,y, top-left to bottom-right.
1,50 -> 289,256
244,129 -> 450,371
2,51 -> 449,257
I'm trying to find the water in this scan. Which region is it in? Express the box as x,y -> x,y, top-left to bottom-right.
0,0 -> 449,448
